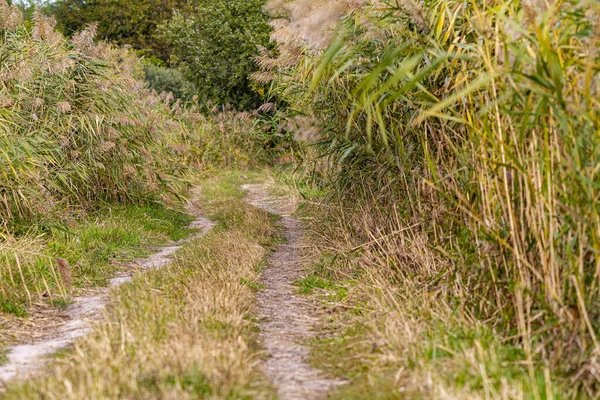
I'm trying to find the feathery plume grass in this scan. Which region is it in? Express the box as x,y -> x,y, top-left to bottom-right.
265,0 -> 600,395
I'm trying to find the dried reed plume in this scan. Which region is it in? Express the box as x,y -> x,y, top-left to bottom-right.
265,0 -> 366,49
32,11 -> 63,47
0,0 -> 23,31
56,101 -> 72,114
72,23 -> 100,57
55,258 -> 72,289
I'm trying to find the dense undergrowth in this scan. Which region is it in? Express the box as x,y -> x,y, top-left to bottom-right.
263,0 -> 600,397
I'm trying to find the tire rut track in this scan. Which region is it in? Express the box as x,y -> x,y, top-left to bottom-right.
0,189 -> 215,389
242,184 -> 343,400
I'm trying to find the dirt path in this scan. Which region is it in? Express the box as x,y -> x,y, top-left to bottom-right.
0,191 -> 215,389
242,184 -> 343,400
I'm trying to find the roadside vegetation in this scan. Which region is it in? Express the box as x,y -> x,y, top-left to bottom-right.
0,3 -> 276,352
1,0 -> 599,398
2,172 -> 279,399
261,0 -> 600,398
158,0 -> 273,109
1,204 -> 193,318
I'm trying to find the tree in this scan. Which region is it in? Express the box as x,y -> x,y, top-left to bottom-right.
48,0 -> 191,62
159,0 -> 272,110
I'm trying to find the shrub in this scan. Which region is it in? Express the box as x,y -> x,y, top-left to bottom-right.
48,0 -> 192,62
141,63 -> 195,100
159,0 -> 272,110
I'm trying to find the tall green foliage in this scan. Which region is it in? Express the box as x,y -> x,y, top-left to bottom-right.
0,10 -> 194,229
141,63 -> 195,100
268,0 -> 600,393
0,6 -> 272,312
48,0 -> 190,61
159,0 -> 272,110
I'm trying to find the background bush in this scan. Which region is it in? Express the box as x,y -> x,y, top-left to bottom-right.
141,63 -> 195,100
48,0 -> 191,62
159,0 -> 272,110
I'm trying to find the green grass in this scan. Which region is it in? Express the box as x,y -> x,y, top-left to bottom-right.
200,170 -> 269,206
328,374 -> 413,400
239,277 -> 265,291
0,300 -> 27,319
137,365 -> 213,398
47,297 -> 73,309
0,7 -> 273,326
296,273 -> 349,302
272,167 -> 328,201
0,203 -> 195,319
198,170 -> 284,236
419,326 -> 556,398
46,204 -> 195,287
0,348 -> 8,366
295,255 -> 353,300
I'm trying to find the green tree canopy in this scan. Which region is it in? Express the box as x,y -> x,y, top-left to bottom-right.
49,0 -> 191,61
159,0 -> 272,110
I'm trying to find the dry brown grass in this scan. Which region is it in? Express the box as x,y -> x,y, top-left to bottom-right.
295,193 -> 560,399
2,175 -> 277,399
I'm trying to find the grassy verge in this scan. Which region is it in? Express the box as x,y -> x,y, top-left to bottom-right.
0,204 -> 195,350
1,171 -> 278,399
48,204 -> 196,287
1,204 -> 194,314
293,199 -> 566,400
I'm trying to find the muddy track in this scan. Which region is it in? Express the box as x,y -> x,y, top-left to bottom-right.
242,184 -> 343,400
0,190 -> 215,389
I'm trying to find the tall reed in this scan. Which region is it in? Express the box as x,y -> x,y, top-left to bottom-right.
0,6 -> 271,318
265,0 -> 600,394
0,8 -> 193,229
